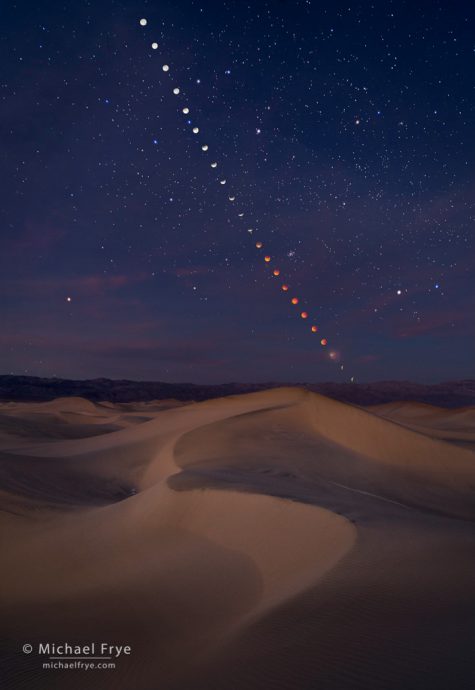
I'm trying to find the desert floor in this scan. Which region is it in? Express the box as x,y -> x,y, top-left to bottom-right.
1,387 -> 474,689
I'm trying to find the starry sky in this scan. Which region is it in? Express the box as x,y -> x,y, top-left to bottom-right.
1,0 -> 474,384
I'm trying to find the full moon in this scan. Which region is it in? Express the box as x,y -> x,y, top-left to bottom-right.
139,18 -> 147,26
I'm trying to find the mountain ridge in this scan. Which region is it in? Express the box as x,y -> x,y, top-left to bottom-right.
1,375 -> 474,408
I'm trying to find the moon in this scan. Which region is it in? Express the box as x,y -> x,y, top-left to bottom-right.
135,17 -> 338,358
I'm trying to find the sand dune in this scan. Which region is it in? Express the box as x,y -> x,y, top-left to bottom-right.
0,397 -> 186,449
368,400 -> 475,449
1,388 -> 475,689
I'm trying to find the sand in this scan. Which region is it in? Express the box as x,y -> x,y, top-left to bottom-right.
1,387 -> 474,689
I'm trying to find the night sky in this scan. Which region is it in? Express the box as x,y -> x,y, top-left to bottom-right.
1,1 -> 474,384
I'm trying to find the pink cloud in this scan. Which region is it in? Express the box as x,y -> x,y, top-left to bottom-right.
2,272 -> 149,297
395,308 -> 472,338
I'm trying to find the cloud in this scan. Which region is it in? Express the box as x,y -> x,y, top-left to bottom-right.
1,272 -> 149,297
395,308 -> 473,338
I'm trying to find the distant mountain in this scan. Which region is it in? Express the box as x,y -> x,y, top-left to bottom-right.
1,375 -> 474,408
